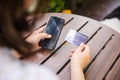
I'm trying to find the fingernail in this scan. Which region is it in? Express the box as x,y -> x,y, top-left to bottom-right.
48,34 -> 52,37
80,43 -> 84,46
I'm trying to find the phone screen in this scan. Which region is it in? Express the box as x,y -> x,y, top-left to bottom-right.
39,16 -> 65,50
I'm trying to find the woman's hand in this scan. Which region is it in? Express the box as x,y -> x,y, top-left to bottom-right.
70,43 -> 90,80
70,43 -> 90,69
25,27 -> 51,52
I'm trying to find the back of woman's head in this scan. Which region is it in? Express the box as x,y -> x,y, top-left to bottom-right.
0,0 -> 49,57
0,0 -> 49,58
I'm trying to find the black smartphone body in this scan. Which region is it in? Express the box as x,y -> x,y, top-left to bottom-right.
39,16 -> 65,50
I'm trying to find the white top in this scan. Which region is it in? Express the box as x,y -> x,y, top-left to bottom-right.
101,17 -> 120,33
0,47 -> 60,80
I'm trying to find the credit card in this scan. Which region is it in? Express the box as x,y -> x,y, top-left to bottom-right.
65,29 -> 88,46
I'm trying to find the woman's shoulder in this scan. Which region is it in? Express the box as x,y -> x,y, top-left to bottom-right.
23,64 -> 60,80
0,47 -> 17,61
0,60 -> 60,80
0,47 -> 60,80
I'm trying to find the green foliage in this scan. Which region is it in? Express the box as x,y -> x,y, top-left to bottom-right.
47,0 -> 65,12
47,0 -> 88,12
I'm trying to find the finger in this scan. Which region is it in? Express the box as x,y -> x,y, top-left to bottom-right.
84,45 -> 91,62
69,52 -> 73,57
39,33 -> 52,39
35,27 -> 45,33
69,52 -> 74,59
71,49 -> 76,53
83,45 -> 90,60
77,43 -> 85,52
83,45 -> 90,54
70,49 -> 75,58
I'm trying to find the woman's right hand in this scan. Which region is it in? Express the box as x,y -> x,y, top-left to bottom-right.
70,43 -> 91,69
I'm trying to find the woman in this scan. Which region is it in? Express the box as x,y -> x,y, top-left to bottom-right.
0,0 -> 90,80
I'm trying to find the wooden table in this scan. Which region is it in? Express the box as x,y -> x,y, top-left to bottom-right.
24,13 -> 120,80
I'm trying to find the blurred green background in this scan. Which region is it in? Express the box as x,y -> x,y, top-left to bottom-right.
47,0 -> 88,13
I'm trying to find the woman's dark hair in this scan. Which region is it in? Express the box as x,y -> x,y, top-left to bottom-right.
0,0 -> 49,58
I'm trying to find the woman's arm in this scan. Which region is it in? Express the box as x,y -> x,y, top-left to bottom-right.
70,43 -> 90,80
71,61 -> 85,80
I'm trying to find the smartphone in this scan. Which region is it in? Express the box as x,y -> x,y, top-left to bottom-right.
39,16 -> 65,50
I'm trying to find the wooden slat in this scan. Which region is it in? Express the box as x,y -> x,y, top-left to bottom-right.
85,35 -> 120,80
43,43 -> 75,72
58,64 -> 71,80
86,27 -> 113,63
106,57 -> 120,80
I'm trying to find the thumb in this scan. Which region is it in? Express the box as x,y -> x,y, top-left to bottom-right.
83,45 -> 90,54
77,43 -> 85,52
39,33 -> 52,39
